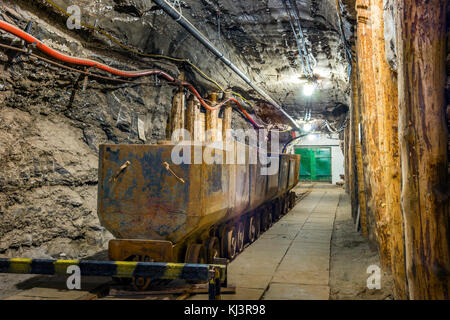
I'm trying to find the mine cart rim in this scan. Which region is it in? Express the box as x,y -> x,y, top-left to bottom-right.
185,244 -> 207,264
131,255 -> 152,291
237,222 -> 245,252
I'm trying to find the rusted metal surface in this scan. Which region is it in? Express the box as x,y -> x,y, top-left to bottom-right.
109,239 -> 174,262
277,155 -> 289,197
98,142 -> 301,262
98,144 -> 198,242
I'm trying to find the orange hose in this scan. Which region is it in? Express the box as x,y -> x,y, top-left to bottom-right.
0,20 -> 263,128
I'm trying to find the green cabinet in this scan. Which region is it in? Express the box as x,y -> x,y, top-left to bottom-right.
295,147 -> 332,182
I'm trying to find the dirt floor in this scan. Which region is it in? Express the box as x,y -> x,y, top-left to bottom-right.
329,190 -> 394,300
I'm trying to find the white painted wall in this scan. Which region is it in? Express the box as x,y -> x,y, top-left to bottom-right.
291,133 -> 345,185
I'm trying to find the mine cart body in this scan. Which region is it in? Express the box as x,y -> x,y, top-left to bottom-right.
97,142 -> 300,262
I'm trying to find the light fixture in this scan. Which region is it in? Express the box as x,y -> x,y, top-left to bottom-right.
303,82 -> 315,96
303,123 -> 312,132
289,75 -> 302,84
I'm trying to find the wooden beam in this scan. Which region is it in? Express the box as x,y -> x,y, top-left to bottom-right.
352,60 -> 368,237
222,91 -> 232,142
166,73 -> 185,141
356,0 -> 379,244
186,95 -> 202,141
344,122 -> 350,193
370,0 -> 407,299
206,93 -> 219,143
397,0 -> 450,299
348,47 -> 359,223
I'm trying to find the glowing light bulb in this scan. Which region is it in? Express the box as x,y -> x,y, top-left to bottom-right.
303,83 -> 315,96
290,75 -> 302,84
303,123 -> 312,132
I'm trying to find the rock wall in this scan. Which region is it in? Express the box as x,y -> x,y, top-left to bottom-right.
0,0 -> 352,258
0,1 -> 253,258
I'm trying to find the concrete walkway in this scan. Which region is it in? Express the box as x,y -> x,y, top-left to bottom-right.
209,184 -> 340,300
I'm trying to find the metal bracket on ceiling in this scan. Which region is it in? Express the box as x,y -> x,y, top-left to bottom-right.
153,74 -> 161,87
304,108 -> 311,122
9,21 -> 34,63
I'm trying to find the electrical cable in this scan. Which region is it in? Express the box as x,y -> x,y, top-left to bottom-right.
152,0 -> 301,130
42,0 -> 294,127
42,0 -> 228,91
281,0 -> 315,80
41,0 -> 299,129
0,20 -> 263,128
0,42 -> 147,85
335,0 -> 352,76
323,117 -> 348,134
282,133 -> 309,153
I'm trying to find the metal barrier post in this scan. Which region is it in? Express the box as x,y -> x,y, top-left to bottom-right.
208,267 -> 216,300
214,268 -> 222,300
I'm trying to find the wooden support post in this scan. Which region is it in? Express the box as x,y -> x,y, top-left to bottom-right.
166,73 -> 185,141
206,93 -> 219,143
357,1 -> 392,268
222,91 -> 232,142
356,0 -> 379,244
396,0 -> 450,299
371,0 -> 407,299
348,51 -> 358,223
186,95 -> 202,141
352,60 -> 368,237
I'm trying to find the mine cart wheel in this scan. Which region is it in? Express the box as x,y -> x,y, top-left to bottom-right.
262,210 -> 270,232
272,202 -> 280,222
273,201 -> 281,221
291,192 -> 297,208
223,226 -> 237,260
255,214 -> 262,238
288,193 -> 292,209
282,196 -> 289,215
260,210 -> 267,232
185,244 -> 207,264
268,211 -> 274,228
237,221 -> 245,253
205,237 -> 220,264
247,216 -> 257,243
132,255 -> 152,291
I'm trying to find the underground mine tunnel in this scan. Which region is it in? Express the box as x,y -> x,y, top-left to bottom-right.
0,0 -> 448,302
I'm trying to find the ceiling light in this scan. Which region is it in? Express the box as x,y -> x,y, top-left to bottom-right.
290,75 -> 302,84
303,123 -> 312,132
303,83 -> 315,96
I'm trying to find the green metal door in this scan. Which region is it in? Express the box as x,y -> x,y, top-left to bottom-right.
295,148 -> 332,182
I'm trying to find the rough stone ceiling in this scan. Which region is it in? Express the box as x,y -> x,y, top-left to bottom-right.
72,0 -> 354,119
8,0 -> 355,122
176,0 -> 355,118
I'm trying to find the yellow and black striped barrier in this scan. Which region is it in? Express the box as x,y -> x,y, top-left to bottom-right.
0,258 -> 226,300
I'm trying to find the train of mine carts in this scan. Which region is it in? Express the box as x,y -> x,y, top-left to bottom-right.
0,141 -> 301,299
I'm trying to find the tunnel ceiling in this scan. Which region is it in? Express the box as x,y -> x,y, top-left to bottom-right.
7,0 -> 356,123
181,0 -> 355,118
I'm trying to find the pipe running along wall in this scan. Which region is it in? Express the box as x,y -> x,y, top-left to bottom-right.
151,0 -> 301,131
0,20 -> 263,129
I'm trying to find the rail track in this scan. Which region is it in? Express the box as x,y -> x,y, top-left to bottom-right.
1,188 -> 311,301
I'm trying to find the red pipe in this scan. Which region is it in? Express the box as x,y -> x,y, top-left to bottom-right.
0,20 -> 262,128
